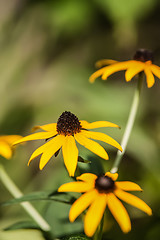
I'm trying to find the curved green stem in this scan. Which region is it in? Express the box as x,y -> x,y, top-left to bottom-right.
110,74 -> 143,173
0,164 -> 51,232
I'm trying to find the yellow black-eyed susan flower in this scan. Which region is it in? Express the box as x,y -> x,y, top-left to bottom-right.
13,111 -> 122,176
90,49 -> 160,88
0,135 -> 22,159
58,172 -> 152,237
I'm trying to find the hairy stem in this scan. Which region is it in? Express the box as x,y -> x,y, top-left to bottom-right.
111,74 -> 143,173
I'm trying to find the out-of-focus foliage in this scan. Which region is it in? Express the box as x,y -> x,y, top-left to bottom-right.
0,0 -> 160,239
95,0 -> 158,47
96,0 -> 156,22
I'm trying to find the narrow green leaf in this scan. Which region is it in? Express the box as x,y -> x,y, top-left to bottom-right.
1,191 -> 76,206
4,221 -> 39,231
61,234 -> 91,240
4,221 -> 54,240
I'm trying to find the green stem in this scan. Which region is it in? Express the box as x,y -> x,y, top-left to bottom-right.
0,164 -> 51,232
93,215 -> 104,240
110,74 -> 143,173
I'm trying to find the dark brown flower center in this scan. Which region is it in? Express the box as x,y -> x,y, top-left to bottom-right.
133,49 -> 153,62
56,111 -> 81,136
95,175 -> 115,193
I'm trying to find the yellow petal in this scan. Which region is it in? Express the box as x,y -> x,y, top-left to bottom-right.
145,60 -> 152,65
84,193 -> 107,237
75,132 -> 108,160
69,189 -> 98,222
39,135 -> 65,170
101,60 -> 135,80
76,173 -> 97,184
95,59 -> 118,68
62,136 -> 78,176
80,120 -> 120,129
13,131 -> 57,145
105,172 -> 118,181
58,181 -> 94,193
0,135 -> 22,145
81,130 -> 122,152
125,63 -> 144,82
115,189 -> 152,215
32,123 -> 57,133
89,68 -> 106,83
115,181 -> 142,191
80,120 -> 88,127
28,137 -> 58,164
144,67 -> 155,88
108,193 -> 131,233
150,64 -> 160,79
0,141 -> 12,159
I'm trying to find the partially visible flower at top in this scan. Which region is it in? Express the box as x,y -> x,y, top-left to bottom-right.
90,49 -> 160,88
13,111 -> 122,176
0,135 -> 22,159
58,172 -> 152,237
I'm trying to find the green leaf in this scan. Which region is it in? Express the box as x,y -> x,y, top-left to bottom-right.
61,234 -> 91,240
1,191 -> 76,206
0,229 -> 46,240
4,222 -> 53,240
4,221 -> 39,231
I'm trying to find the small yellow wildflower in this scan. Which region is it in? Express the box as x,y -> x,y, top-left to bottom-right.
90,49 -> 160,88
14,111 -> 122,176
0,135 -> 22,159
58,172 -> 152,237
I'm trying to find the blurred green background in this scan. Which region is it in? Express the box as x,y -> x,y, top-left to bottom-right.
0,0 -> 160,239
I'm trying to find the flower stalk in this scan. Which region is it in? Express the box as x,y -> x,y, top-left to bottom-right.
111,73 -> 143,173
0,164 -> 51,232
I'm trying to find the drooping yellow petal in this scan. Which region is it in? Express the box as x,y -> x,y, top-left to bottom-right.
69,189 -> 98,222
76,173 -> 97,185
28,137 -> 59,164
58,181 -> 94,193
32,123 -> 57,133
101,60 -> 135,80
0,141 -> 12,159
150,64 -> 160,79
81,130 -> 122,152
13,131 -> 57,145
89,68 -> 107,83
125,63 -> 144,82
84,193 -> 107,237
115,181 -> 142,191
0,135 -> 22,145
107,193 -> 131,233
39,135 -> 65,170
105,172 -> 118,181
95,59 -> 118,68
75,132 -> 108,160
62,136 -> 78,176
80,120 -> 120,130
115,189 -> 152,215
144,67 -> 155,88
